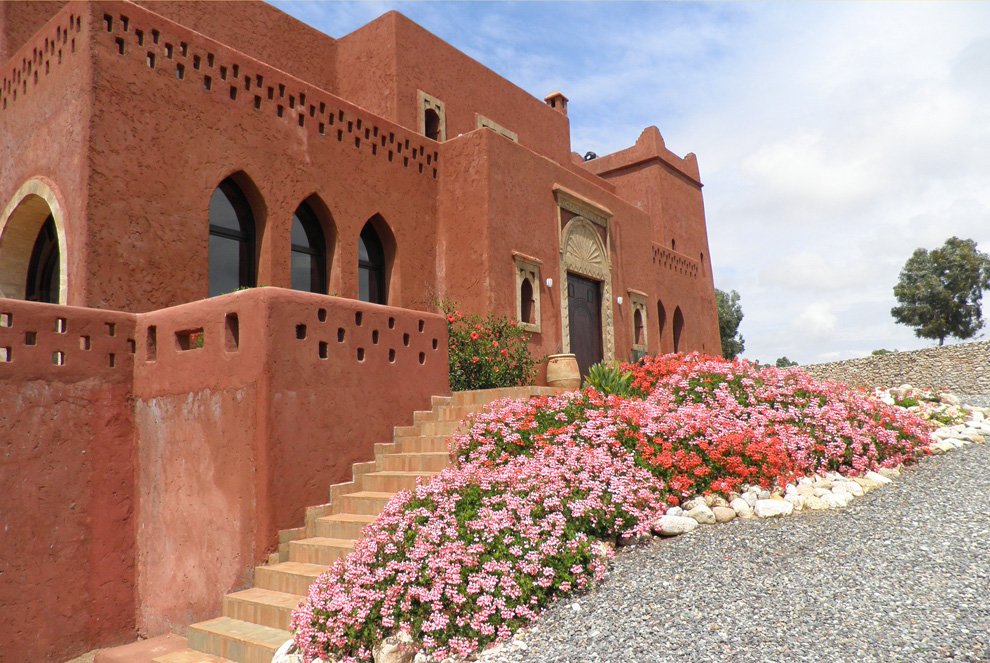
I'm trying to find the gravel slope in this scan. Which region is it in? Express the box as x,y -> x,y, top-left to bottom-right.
482,443 -> 990,663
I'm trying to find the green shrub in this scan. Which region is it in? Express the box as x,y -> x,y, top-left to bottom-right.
584,361 -> 637,396
444,306 -> 537,391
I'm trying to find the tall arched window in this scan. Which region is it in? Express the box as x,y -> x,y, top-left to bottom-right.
520,277 -> 535,324
25,215 -> 59,303
291,203 -> 327,293
657,300 -> 667,346
358,222 -> 386,304
633,308 -> 644,346
673,306 -> 684,353
209,179 -> 256,297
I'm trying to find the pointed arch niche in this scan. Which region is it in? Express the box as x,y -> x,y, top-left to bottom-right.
555,186 -> 614,361
0,179 -> 69,303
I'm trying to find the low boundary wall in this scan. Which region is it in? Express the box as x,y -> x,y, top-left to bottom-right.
0,289 -> 450,660
804,341 -> 990,394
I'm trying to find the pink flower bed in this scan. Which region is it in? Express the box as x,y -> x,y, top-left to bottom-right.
291,354 -> 934,662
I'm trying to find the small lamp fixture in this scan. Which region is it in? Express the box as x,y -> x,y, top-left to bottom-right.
545,277 -> 553,288
616,296 -> 624,305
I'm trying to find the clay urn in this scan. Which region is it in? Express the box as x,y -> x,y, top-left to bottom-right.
546,353 -> 581,389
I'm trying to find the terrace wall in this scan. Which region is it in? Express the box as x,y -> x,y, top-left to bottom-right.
804,341 -> 990,395
0,289 -> 450,659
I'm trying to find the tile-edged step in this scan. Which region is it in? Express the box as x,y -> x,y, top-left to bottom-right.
380,451 -> 450,472
289,536 -> 355,565
360,470 -> 435,493
187,617 -> 288,663
223,587 -> 304,631
153,649 -> 231,663
313,513 -> 376,539
337,491 -> 395,515
254,561 -> 326,596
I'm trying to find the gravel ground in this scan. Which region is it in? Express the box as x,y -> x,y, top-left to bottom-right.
483,441 -> 990,663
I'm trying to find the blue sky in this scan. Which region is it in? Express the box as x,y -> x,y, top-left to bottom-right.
271,1 -> 990,364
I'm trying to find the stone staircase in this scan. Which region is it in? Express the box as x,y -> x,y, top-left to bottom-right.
148,387 -> 560,663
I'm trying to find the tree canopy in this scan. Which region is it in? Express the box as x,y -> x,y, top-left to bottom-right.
715,288 -> 745,359
891,237 -> 990,345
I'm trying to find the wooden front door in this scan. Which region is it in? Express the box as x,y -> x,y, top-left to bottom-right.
567,273 -> 603,377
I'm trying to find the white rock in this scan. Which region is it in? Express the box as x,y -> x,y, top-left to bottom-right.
654,515 -> 700,536
730,497 -> 754,518
784,493 -> 804,511
940,393 -> 961,406
798,476 -> 813,487
754,499 -> 794,518
273,640 -> 306,663
930,441 -> 953,454
665,506 -> 684,517
712,506 -> 737,523
742,492 -> 758,507
373,632 -> 417,663
785,483 -> 798,496
814,487 -> 831,497
838,481 -> 864,497
757,489 -> 771,500
864,471 -> 892,485
825,491 -> 851,508
877,466 -> 901,478
683,497 -> 707,511
687,504 -> 717,525
804,495 -> 830,510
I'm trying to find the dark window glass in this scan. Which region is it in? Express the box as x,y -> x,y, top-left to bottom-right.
26,215 -> 59,303
673,307 -> 684,353
424,108 -> 441,141
520,278 -> 534,323
290,203 -> 327,293
209,179 -> 255,297
358,223 -> 386,304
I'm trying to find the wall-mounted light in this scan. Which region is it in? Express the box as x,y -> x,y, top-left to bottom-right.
616,296 -> 624,305
545,278 -> 553,288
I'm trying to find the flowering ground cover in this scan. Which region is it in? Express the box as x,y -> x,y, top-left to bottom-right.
291,353 -> 934,662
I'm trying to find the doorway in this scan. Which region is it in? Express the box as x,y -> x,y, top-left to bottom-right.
567,272 -> 603,377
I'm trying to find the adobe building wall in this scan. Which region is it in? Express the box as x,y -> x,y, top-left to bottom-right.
0,289 -> 450,658
83,0 -> 442,312
439,128 -> 722,361
335,11 -> 573,164
130,289 -> 448,636
804,341 -> 990,395
0,300 -> 137,661
0,5 -> 92,306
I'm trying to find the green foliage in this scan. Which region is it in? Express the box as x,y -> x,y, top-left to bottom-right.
891,237 -> 990,345
871,348 -> 896,356
584,361 -> 637,396
715,288 -> 745,359
444,305 -> 538,391
775,356 -> 798,368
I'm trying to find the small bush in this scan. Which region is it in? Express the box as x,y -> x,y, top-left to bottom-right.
444,307 -> 537,391
584,361 -> 637,396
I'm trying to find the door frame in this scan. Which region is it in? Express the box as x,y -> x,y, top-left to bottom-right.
558,214 -> 614,362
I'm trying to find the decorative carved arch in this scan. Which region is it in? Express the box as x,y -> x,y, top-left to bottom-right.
559,216 -> 614,360
0,178 -> 69,303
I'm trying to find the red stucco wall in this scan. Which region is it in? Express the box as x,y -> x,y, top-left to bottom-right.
130,289 -> 449,636
0,300 -> 137,661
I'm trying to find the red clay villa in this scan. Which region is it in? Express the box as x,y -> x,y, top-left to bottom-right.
0,1 -> 721,660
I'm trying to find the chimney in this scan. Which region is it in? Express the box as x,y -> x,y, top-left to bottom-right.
544,91 -> 568,116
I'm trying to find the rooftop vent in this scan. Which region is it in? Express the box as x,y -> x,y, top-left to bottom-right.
544,91 -> 568,116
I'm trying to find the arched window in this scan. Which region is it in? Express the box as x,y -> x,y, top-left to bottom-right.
520,277 -> 535,324
657,300 -> 667,345
25,215 -> 59,303
358,222 -> 387,304
673,306 -> 684,353
291,203 -> 327,293
634,308 -> 644,346
424,108 -> 441,141
209,179 -> 256,297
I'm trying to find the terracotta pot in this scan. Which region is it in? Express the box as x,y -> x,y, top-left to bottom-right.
546,353 -> 581,389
